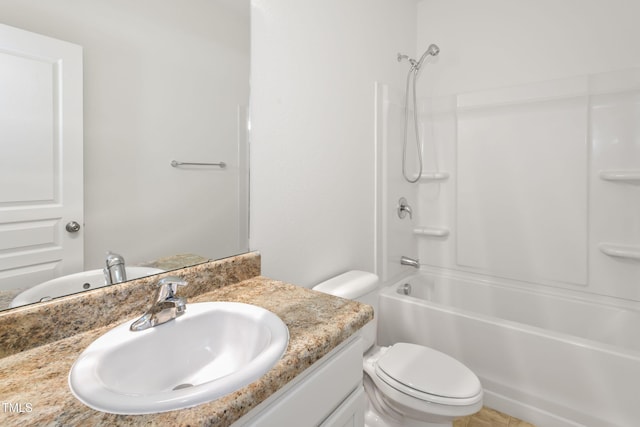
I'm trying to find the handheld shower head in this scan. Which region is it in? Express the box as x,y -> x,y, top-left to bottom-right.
415,43 -> 440,69
400,43 -> 440,183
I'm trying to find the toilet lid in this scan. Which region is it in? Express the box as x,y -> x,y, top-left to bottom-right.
375,343 -> 481,400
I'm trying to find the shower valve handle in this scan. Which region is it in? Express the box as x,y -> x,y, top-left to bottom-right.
398,197 -> 413,220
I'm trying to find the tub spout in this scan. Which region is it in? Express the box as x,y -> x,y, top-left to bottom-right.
401,256 -> 420,268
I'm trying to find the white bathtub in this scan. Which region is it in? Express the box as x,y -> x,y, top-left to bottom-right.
377,270 -> 640,427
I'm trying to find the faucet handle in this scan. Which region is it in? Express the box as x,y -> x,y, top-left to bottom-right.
157,276 -> 188,295
130,276 -> 189,331
398,197 -> 413,220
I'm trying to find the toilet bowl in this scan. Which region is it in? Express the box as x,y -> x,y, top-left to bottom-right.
363,344 -> 482,427
313,271 -> 482,427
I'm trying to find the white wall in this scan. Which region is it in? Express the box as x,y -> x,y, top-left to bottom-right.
250,0 -> 416,286
0,0 -> 249,269
417,0 -> 640,96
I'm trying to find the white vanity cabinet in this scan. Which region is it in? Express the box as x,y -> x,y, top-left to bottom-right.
235,336 -> 364,427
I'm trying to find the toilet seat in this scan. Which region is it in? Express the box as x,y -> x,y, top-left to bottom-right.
371,343 -> 482,406
363,344 -> 483,422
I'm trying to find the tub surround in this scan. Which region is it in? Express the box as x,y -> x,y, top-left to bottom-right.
0,252 -> 373,426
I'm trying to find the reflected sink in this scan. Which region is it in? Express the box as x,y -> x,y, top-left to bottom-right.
10,266 -> 164,308
69,301 -> 289,414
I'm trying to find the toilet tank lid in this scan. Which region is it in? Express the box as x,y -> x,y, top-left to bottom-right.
313,270 -> 379,299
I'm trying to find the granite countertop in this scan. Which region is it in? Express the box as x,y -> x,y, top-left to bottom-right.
139,253 -> 210,271
0,276 -> 373,426
0,253 -> 210,312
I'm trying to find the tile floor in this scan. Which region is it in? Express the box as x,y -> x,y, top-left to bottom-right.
454,407 -> 536,427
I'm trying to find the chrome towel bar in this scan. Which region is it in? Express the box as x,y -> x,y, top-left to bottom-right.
170,160 -> 226,168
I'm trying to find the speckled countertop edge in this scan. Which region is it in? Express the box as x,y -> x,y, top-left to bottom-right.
0,253 -> 211,312
0,256 -> 373,426
0,252 -> 260,358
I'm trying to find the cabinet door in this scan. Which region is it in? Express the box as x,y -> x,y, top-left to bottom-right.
238,337 -> 363,427
0,23 -> 83,294
319,387 -> 364,427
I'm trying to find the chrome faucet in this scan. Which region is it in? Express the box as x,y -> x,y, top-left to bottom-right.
130,276 -> 188,331
104,251 -> 127,285
401,256 -> 420,268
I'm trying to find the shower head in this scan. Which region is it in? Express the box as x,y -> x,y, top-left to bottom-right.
415,44 -> 440,69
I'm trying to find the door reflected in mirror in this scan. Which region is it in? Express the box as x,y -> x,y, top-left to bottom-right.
0,0 -> 250,311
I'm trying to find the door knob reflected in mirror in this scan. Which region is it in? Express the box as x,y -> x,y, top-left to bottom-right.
66,221 -> 81,233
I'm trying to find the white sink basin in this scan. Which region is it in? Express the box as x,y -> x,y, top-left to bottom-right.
69,301 -> 289,414
10,266 -> 164,308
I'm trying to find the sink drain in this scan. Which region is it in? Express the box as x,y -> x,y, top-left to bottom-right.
173,383 -> 193,390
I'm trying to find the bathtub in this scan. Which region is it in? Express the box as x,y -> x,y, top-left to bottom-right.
376,270 -> 640,427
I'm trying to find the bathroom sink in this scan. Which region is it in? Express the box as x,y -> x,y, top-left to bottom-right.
10,266 -> 164,307
68,301 -> 289,414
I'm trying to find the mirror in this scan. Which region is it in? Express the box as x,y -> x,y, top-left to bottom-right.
0,0 -> 250,311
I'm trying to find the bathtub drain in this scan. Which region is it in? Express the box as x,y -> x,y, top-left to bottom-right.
398,283 -> 412,295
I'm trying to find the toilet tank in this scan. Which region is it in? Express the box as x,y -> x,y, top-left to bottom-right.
313,270 -> 378,352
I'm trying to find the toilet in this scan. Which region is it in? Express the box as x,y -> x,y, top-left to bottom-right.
313,271 -> 482,427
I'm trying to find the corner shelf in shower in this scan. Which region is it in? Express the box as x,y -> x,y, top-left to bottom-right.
413,227 -> 450,238
599,243 -> 640,261
419,171 -> 450,182
599,170 -> 640,184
